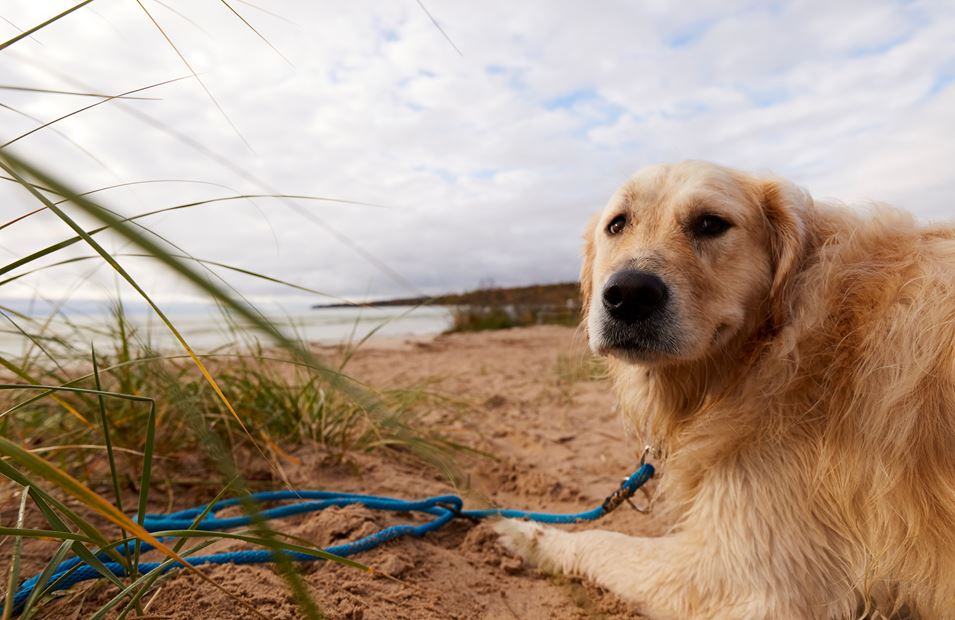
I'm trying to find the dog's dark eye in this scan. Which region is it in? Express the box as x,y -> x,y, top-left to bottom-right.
689,214 -> 732,238
606,215 -> 627,236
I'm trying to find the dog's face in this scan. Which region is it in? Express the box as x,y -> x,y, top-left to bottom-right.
583,161 -> 807,365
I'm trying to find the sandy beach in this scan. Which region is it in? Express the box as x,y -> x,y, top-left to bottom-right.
6,325 -> 666,619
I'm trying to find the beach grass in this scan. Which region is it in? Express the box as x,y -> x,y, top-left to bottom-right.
0,172 -> 468,616
0,5 -> 470,617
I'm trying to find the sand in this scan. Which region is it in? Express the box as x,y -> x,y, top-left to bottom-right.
8,326 -> 663,619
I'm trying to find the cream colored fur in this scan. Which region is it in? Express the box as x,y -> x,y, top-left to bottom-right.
495,161 -> 955,619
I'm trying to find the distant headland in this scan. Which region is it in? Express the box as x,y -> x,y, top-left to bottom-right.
312,281 -> 581,309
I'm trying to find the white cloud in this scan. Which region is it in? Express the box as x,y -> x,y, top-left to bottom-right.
1,0 -> 954,309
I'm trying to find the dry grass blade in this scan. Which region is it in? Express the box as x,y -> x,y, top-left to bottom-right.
0,102 -> 113,171
0,16 -> 43,47
0,84 -> 158,99
53,178 -> 240,206
0,251 -> 369,309
232,0 -> 296,25
1,177 -> 244,233
25,444 -> 144,456
0,0 -> 95,52
152,0 -> 213,37
0,191 -> 386,284
18,71 -> 415,298
133,0 -> 254,152
292,204 -> 422,295
0,310 -> 68,371
0,356 -> 91,426
0,206 -> 46,232
1,75 -> 190,148
415,0 -> 463,56
16,45 -> 414,298
217,0 -> 293,66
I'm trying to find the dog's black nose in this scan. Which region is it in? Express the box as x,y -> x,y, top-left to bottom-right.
602,270 -> 669,323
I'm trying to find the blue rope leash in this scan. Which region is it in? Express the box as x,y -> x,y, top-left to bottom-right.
10,463 -> 654,614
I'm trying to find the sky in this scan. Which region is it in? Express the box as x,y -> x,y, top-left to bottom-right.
1,0 -> 954,311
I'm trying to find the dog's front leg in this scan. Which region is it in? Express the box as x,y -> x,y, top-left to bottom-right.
493,519 -> 750,620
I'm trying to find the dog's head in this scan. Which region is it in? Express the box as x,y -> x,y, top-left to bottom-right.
582,160 -> 810,365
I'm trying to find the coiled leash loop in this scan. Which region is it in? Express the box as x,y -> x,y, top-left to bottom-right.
9,463 -> 654,615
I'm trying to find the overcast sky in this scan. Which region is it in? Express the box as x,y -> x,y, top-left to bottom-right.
1,0 -> 954,310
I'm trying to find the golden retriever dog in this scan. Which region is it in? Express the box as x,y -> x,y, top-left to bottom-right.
495,160 -> 955,619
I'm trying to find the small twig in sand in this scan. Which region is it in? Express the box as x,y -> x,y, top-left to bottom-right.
499,591 -> 521,619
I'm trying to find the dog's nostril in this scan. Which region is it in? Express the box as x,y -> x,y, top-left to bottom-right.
604,285 -> 623,307
601,270 -> 669,323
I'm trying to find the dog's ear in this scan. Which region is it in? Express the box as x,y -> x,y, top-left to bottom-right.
761,179 -> 811,325
580,213 -> 599,324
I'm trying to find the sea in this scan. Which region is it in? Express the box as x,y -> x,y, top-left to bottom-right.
0,304 -> 455,358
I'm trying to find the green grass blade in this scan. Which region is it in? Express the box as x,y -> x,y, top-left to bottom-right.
114,480 -> 238,619
0,461 -> 126,565
1,352 -> 360,423
17,539 -> 73,619
1,485 -> 29,620
91,346 -> 131,574
132,401 -> 157,578
0,445 -> 269,619
0,486 -> 129,607
0,443 -> 150,561
96,540 -> 219,620
0,527 -> 93,542
92,347 -> 125,512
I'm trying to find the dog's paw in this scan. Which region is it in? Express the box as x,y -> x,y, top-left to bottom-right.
492,518 -> 547,566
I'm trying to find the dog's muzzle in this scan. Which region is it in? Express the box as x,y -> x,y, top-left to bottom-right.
592,269 -> 677,359
602,270 -> 669,323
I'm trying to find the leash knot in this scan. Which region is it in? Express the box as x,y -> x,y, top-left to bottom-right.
599,462 -> 656,515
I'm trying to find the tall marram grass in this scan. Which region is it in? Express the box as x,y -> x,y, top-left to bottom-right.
0,4 -> 467,618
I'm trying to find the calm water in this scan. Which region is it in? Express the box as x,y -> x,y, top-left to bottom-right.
0,305 -> 454,357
